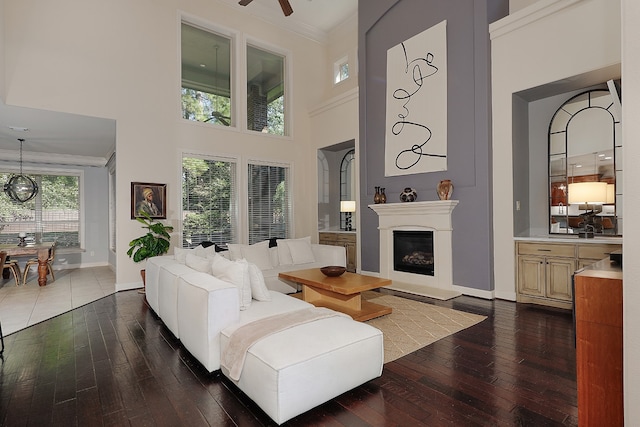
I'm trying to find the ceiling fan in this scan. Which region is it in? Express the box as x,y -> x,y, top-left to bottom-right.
238,0 -> 293,17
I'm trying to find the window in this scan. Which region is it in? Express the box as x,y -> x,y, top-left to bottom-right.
334,56 -> 349,84
246,45 -> 286,135
247,162 -> 291,244
181,22 -> 232,126
182,155 -> 237,247
0,172 -> 81,248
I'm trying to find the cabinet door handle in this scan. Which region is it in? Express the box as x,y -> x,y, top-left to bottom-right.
537,249 -> 552,252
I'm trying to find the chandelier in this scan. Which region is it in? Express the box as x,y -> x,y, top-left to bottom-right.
3,138 -> 38,203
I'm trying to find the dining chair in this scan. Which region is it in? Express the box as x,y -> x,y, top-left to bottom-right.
2,250 -> 21,286
22,242 -> 57,285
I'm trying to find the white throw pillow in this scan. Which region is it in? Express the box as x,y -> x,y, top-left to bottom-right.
185,253 -> 212,273
228,241 -> 272,270
276,240 -> 294,265
246,262 -> 271,301
174,247 -> 191,264
210,255 -> 252,310
287,239 -> 316,265
194,244 -> 217,258
277,236 -> 314,265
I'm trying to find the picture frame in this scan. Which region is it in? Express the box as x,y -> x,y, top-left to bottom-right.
131,182 -> 167,219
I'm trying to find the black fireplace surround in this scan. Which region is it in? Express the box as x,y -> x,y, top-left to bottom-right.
393,230 -> 434,276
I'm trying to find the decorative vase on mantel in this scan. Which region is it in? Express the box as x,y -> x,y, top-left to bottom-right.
437,179 -> 454,200
374,187 -> 382,204
399,187 -> 417,202
379,187 -> 387,204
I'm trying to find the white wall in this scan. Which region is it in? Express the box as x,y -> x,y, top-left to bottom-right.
310,89 -> 359,232
509,0 -> 541,13
622,0 -> 640,422
490,0 -> 621,301
326,14 -> 359,101
2,0 -> 329,289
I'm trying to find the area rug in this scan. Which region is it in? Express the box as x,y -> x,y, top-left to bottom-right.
363,291 -> 486,363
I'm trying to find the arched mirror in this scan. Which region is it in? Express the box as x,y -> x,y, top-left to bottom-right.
549,88 -> 622,237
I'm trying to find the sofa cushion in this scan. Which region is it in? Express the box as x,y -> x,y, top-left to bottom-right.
220,294 -> 384,424
228,241 -> 272,270
145,256 -> 177,314
211,254 -> 252,310
177,271 -> 240,372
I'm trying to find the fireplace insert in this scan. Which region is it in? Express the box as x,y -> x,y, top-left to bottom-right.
393,230 -> 434,276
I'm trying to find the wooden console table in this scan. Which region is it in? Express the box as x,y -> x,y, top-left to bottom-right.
279,268 -> 392,321
574,257 -> 623,426
0,243 -> 54,286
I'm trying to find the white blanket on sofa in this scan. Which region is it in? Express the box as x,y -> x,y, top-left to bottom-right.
221,307 -> 346,381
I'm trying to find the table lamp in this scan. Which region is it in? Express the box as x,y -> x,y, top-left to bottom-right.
340,200 -> 356,231
568,182 -> 608,238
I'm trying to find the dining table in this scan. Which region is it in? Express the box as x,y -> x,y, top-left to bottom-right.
0,242 -> 54,286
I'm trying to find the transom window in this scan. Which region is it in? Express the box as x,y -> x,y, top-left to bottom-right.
181,20 -> 290,136
181,22 -> 232,126
334,56 -> 349,84
246,45 -> 286,135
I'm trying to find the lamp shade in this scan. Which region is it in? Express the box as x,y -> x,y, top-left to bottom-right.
606,184 -> 615,204
340,200 -> 356,212
568,182 -> 608,205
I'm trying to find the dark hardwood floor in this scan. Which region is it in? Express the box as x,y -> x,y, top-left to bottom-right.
0,289 -> 577,426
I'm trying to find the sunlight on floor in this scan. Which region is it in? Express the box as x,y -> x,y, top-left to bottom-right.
0,266 -> 115,336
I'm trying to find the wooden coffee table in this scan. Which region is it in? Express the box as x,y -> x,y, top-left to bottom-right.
279,268 -> 392,321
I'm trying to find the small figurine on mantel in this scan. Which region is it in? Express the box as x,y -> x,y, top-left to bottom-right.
400,187 -> 417,202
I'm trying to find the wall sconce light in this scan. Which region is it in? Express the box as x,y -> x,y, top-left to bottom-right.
340,200 -> 356,231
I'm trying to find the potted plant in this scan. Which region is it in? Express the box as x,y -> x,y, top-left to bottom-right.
127,212 -> 173,293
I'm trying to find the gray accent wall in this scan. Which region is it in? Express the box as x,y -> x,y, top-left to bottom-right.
358,0 -> 508,292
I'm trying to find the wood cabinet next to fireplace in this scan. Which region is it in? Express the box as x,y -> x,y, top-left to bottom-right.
319,232 -> 356,273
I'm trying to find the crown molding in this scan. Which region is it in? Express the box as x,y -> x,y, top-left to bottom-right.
0,149 -> 107,167
490,0 -> 583,40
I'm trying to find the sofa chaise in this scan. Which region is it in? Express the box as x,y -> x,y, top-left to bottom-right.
144,238 -> 384,424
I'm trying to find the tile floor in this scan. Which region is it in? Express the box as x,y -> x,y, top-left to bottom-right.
0,265 -> 115,336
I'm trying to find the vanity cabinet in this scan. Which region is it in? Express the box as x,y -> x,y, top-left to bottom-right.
319,232 -> 356,272
516,240 -> 621,309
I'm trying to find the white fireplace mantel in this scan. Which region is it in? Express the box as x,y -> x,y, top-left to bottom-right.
369,200 -> 460,300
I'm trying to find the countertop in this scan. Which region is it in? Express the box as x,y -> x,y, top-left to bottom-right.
514,235 -> 622,244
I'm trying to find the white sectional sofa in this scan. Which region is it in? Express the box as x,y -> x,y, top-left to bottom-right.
144,238 -> 384,425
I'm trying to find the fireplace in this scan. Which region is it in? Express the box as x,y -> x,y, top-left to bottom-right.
393,230 -> 434,276
369,200 -> 460,300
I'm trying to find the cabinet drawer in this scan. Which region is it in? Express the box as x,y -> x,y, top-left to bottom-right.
319,232 -> 338,245
336,234 -> 356,244
517,243 -> 574,258
577,244 -> 621,260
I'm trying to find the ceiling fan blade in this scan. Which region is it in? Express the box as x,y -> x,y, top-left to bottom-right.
278,0 -> 293,16
238,0 -> 253,6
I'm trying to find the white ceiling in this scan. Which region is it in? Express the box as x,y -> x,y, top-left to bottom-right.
0,0 -> 357,167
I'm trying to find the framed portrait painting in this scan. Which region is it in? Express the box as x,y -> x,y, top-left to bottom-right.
131,182 -> 167,219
